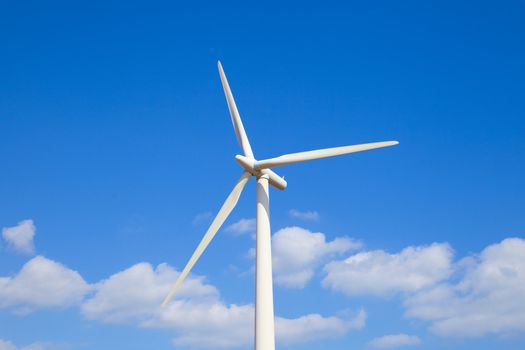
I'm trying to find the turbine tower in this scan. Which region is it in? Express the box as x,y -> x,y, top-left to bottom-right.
162,61 -> 398,350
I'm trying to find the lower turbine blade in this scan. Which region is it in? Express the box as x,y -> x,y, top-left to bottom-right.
161,171 -> 251,307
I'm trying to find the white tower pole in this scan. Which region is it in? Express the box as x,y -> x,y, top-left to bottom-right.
255,174 -> 276,350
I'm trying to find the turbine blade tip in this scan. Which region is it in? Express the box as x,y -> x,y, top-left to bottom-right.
161,296 -> 171,308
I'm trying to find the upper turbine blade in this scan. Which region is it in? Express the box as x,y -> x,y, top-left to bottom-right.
254,141 -> 399,170
218,61 -> 254,158
161,171 -> 251,307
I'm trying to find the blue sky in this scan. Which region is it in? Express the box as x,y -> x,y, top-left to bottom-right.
1,1 -> 524,349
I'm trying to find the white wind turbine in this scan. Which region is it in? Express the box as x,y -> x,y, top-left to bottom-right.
162,61 -> 398,350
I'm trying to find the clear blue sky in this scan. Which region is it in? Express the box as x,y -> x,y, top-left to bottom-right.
1,1 -> 524,350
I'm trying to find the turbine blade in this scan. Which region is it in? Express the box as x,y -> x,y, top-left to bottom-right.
254,141 -> 399,169
161,171 -> 251,307
218,61 -> 254,158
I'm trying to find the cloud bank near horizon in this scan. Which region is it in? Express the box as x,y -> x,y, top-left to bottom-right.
1,219 -> 525,347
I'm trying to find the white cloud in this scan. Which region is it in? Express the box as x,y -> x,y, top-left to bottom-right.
82,261 -> 364,348
0,340 -> 15,350
276,309 -> 366,345
0,251 -> 363,348
192,212 -> 213,226
289,209 -> 320,221
404,237 -> 525,337
368,334 -> 421,348
161,306 -> 365,348
225,218 -> 256,236
81,262 -> 252,348
81,262 -> 246,346
164,302 -> 254,348
16,345 -> 50,350
0,256 -> 91,312
322,243 -> 453,296
2,220 -> 36,255
81,262 -> 218,324
272,227 -> 361,288
0,339 -> 54,350
167,307 -> 366,349
322,237 -> 525,338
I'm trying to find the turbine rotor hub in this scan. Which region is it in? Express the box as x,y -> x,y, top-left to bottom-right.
235,155 -> 287,190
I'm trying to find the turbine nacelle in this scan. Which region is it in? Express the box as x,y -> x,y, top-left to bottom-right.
235,155 -> 288,190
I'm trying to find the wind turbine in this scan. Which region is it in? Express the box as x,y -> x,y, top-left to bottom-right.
162,61 -> 398,350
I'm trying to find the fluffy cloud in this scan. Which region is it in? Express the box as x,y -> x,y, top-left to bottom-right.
404,237 -> 525,337
322,237 -> 525,338
17,345 -> 50,350
168,306 -> 366,348
272,227 -> 361,288
368,334 -> 421,348
162,304 -> 365,348
288,209 -> 320,221
322,243 -> 453,296
81,262 -> 252,348
0,340 -> 53,350
81,262 -> 218,324
192,212 -> 213,226
2,220 -> 36,255
1,251 -> 363,348
0,340 -> 16,350
0,256 -> 91,312
225,218 -> 256,236
0,339 -> 54,350
82,261 -> 363,348
276,309 -> 366,345
164,302 -> 254,348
